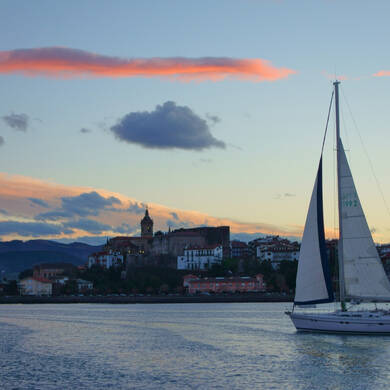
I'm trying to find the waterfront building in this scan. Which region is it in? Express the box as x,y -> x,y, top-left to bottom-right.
88,250 -> 124,269
230,240 -> 249,258
19,276 -> 52,296
250,236 -> 300,268
183,274 -> 266,294
33,263 -> 76,279
177,245 -> 223,270
76,279 -> 93,292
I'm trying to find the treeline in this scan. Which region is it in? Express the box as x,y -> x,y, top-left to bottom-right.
10,258 -> 298,296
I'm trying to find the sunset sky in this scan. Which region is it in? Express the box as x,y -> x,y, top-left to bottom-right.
1,0 -> 390,244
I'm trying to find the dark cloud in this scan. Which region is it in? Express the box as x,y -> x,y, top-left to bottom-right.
0,221 -> 73,237
35,210 -> 74,221
80,128 -> 92,134
0,136 -> 4,146
170,212 -> 179,220
127,202 -> 145,214
110,101 -> 225,151
28,197 -> 49,208
2,113 -> 29,131
166,219 -> 182,229
0,209 -> 9,215
36,191 -> 121,220
62,192 -> 121,217
206,113 -> 221,124
114,223 -> 136,234
63,219 -> 112,234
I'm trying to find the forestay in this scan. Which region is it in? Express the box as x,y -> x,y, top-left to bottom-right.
294,158 -> 334,305
338,141 -> 390,301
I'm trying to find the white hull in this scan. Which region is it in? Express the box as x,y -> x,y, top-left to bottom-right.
287,310 -> 390,334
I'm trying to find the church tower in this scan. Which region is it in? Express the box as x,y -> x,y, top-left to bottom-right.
141,208 -> 153,238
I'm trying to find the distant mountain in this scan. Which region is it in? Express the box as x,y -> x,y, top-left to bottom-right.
0,240 -> 103,276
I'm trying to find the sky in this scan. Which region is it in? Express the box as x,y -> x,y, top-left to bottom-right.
1,0 -> 390,244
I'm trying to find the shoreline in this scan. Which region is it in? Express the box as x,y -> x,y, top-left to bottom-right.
0,293 -> 293,304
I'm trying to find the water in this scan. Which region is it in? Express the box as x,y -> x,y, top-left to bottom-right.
1,303 -> 390,389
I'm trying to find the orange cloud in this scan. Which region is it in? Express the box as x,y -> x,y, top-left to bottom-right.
0,47 -> 295,82
373,70 -> 390,77
0,172 -> 304,241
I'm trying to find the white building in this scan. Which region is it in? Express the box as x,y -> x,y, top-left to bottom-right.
76,279 -> 93,292
88,250 -> 124,269
257,246 -> 299,268
177,245 -> 223,270
19,277 -> 52,296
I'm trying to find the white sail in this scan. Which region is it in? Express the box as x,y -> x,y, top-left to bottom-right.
295,159 -> 333,305
338,141 -> 390,300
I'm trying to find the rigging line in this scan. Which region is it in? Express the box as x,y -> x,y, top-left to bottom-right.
341,86 -> 390,221
321,90 -> 334,155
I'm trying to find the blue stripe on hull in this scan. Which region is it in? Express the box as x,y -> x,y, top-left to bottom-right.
296,328 -> 390,335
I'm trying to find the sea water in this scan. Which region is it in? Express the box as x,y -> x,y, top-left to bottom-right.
0,303 -> 389,389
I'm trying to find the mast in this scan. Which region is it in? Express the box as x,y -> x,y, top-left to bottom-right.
334,80 -> 346,311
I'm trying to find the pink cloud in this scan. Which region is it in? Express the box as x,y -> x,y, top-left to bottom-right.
0,173 -> 302,241
373,70 -> 390,77
0,47 -> 295,82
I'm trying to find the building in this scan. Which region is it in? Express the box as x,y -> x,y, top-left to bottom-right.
230,240 -> 249,258
141,208 -> 153,238
88,250 -> 124,269
152,226 -> 230,258
183,274 -> 266,294
250,236 -> 300,268
76,279 -> 93,292
177,245 -> 223,270
33,263 -> 76,279
19,277 -> 52,296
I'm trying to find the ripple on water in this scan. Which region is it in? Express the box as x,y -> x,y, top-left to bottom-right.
0,303 -> 390,389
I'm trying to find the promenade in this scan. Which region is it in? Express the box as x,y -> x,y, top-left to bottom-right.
0,293 -> 292,304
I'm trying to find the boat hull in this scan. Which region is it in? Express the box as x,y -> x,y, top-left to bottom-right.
288,311 -> 390,334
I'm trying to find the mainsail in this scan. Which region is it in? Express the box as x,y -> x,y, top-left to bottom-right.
294,158 -> 334,305
338,140 -> 390,301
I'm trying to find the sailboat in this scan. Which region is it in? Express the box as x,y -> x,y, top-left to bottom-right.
287,81 -> 390,334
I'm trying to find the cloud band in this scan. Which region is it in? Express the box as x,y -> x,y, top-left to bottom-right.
0,47 -> 295,82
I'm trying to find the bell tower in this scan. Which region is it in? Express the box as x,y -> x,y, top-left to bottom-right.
141,208 -> 153,238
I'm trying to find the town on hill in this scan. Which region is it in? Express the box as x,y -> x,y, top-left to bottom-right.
1,209 -> 390,299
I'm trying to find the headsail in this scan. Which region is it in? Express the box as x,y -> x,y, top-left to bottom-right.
338,140 -> 390,301
295,158 -> 334,305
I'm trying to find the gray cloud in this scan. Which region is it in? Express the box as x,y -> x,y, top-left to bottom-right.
110,101 -> 225,150
28,197 -> 49,208
0,221 -> 73,237
63,218 -> 112,234
127,202 -> 145,215
36,191 -> 122,220
36,210 -> 74,221
0,209 -> 9,215
2,113 -> 29,131
80,128 -> 92,134
114,223 -> 136,234
206,113 -> 221,124
0,136 -> 4,146
170,212 -> 179,220
61,192 -> 121,217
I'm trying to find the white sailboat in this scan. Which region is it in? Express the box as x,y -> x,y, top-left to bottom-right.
287,81 -> 390,334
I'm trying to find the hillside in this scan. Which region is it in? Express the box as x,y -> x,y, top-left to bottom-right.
0,240 -> 103,276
